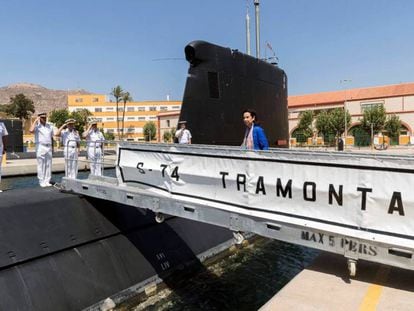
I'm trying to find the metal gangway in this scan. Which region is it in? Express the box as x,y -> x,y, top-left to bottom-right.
62,142 -> 414,276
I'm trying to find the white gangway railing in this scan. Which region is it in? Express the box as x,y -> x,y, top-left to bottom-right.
62,142 -> 414,276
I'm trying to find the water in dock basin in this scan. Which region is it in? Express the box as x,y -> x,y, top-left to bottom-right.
124,238 -> 319,311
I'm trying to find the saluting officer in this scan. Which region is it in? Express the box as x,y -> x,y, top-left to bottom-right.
83,119 -> 105,176
56,118 -> 80,179
30,112 -> 54,187
0,121 -> 8,192
175,120 -> 192,144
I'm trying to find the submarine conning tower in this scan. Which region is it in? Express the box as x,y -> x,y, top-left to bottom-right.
179,40 -> 289,147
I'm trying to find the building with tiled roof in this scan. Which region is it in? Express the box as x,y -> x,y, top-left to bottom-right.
288,82 -> 414,144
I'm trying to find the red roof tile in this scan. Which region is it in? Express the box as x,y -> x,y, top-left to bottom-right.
288,82 -> 414,108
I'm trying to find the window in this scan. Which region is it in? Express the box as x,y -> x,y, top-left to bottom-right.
149,116 -> 157,120
166,120 -> 170,127
127,127 -> 135,133
106,107 -> 114,111
127,107 -> 134,112
160,106 -> 168,111
138,117 -> 146,121
95,118 -> 103,122
138,107 -> 145,111
95,108 -> 102,112
92,97 -> 99,102
106,117 -> 114,121
117,117 -> 123,121
172,106 -> 180,109
75,98 -> 83,103
118,107 -> 124,112
107,129 -> 114,133
127,117 -> 135,120
149,107 -> 157,111
360,101 -> 384,113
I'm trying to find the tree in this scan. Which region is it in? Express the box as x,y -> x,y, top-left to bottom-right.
296,110 -> 314,140
49,109 -> 70,128
143,121 -> 157,141
121,92 -> 132,140
111,85 -> 124,140
49,108 -> 92,136
100,128 -> 115,141
6,93 -> 35,120
385,114 -> 402,140
330,108 -> 351,136
315,110 -> 333,139
361,105 -> 386,134
70,109 -> 92,136
163,131 -> 172,142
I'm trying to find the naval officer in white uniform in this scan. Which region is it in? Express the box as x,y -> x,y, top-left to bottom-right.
56,118 -> 80,179
0,121 -> 8,192
30,112 -> 54,187
175,120 -> 192,144
83,119 -> 105,176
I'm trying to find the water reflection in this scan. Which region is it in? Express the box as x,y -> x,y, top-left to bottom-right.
131,238 -> 319,311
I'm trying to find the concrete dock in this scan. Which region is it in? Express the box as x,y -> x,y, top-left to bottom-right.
260,252 -> 414,311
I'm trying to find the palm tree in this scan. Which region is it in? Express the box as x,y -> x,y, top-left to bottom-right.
111,85 -> 124,140
121,92 -> 132,140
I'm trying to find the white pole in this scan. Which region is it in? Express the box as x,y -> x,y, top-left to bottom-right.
340,79 -> 352,147
254,0 -> 260,59
246,7 -> 251,55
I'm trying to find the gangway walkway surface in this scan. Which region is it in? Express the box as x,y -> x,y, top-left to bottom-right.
62,142 -> 414,275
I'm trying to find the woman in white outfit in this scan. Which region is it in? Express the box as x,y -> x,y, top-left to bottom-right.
0,122 -> 8,192
56,118 -> 80,179
30,112 -> 54,187
83,120 -> 105,176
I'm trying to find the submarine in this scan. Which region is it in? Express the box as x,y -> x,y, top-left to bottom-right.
0,41 -> 288,310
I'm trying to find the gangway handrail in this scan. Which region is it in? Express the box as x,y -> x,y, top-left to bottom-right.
62,142 -> 414,276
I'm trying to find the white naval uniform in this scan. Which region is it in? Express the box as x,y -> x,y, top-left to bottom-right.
34,123 -> 54,186
0,122 -> 9,183
175,128 -> 192,144
85,129 -> 105,176
61,128 -> 80,179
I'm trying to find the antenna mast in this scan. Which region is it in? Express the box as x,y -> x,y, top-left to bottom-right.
246,2 -> 251,56
254,0 -> 260,58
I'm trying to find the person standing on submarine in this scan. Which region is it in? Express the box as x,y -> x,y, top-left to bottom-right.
241,109 -> 269,150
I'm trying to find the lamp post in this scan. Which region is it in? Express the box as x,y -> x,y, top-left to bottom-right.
340,79 -> 352,147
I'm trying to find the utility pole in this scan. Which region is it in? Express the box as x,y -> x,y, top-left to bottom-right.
340,79 -> 352,147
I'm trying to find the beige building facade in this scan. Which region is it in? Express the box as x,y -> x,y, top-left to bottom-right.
68,94 -> 181,141
288,82 -> 414,144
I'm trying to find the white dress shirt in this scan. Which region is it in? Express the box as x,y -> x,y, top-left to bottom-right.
0,122 -> 8,149
61,129 -> 80,148
35,123 -> 54,145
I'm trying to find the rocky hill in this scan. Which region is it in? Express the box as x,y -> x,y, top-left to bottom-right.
0,83 -> 90,114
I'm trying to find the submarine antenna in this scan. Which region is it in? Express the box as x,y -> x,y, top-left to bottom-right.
246,1 -> 251,56
254,0 -> 260,59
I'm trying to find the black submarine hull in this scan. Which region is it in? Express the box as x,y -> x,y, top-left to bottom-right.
0,187 -> 232,310
179,40 -> 289,147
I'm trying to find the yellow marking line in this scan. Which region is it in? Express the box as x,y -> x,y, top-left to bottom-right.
359,266 -> 390,311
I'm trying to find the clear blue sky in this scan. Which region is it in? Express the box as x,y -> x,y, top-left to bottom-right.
0,0 -> 413,100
